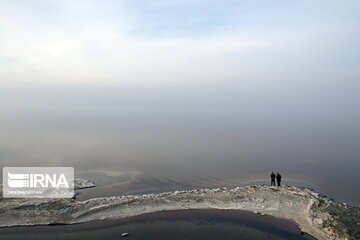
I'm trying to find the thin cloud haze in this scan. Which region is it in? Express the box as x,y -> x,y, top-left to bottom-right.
0,0 -> 360,204
0,0 -> 359,87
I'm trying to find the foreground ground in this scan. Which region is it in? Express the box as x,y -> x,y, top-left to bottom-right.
0,184 -> 359,240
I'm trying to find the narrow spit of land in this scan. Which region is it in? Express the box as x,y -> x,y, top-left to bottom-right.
0,182 -> 359,240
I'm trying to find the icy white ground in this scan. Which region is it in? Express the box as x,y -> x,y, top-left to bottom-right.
74,178 -> 96,190
0,185 -> 359,240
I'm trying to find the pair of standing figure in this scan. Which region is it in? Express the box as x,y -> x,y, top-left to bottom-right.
271,172 -> 281,186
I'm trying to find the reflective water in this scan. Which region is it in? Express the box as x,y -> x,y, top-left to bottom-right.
0,84 -> 359,204
0,210 -> 316,240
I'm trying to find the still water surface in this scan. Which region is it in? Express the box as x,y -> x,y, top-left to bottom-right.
0,210 -> 316,240
0,84 -> 359,204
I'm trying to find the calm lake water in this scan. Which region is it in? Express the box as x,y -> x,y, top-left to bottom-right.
0,84 -> 359,205
0,210 -> 316,240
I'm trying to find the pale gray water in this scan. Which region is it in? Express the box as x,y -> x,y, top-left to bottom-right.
0,83 -> 359,204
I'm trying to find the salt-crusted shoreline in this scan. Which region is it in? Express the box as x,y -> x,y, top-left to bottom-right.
74,178 -> 96,190
0,185 -> 359,240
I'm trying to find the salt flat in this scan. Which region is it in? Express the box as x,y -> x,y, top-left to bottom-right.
0,184 -> 359,240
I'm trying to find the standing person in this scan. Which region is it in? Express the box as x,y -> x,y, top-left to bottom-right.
276,172 -> 282,186
270,172 -> 276,186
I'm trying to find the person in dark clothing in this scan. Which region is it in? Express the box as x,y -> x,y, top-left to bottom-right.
270,172 -> 276,186
276,172 -> 282,186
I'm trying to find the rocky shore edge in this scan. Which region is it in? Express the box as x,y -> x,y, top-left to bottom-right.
0,185 -> 359,240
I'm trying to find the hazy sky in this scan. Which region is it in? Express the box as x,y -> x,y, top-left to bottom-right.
0,0 -> 359,88
0,1 -> 360,203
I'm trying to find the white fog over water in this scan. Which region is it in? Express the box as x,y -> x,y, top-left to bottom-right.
1,0 -> 360,206
0,83 -> 359,204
